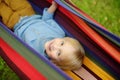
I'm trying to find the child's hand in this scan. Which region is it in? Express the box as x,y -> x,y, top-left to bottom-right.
52,1 -> 58,8
47,0 -> 58,13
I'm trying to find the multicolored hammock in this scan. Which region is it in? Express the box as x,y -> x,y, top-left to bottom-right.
0,0 -> 120,80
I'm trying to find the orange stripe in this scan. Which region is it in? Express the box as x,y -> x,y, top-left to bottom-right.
83,57 -> 115,80
64,57 -> 115,80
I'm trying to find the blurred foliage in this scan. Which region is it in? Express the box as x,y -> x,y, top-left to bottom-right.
71,0 -> 120,37
0,57 -> 20,80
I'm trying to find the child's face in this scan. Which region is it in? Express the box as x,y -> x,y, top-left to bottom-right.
45,38 -> 75,61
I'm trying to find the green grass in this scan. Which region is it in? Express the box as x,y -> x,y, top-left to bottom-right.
71,0 -> 120,37
0,57 -> 20,80
0,0 -> 120,79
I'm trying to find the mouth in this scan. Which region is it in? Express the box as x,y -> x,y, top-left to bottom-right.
48,41 -> 53,51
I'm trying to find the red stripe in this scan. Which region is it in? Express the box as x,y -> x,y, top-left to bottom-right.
0,38 -> 46,80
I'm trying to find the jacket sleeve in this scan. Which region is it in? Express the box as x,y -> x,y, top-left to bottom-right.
42,8 -> 54,21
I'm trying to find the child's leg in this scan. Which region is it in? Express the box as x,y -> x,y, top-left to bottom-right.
0,2 -> 15,29
4,0 -> 35,17
0,0 -> 35,29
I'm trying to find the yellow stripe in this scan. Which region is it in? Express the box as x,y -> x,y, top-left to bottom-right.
83,57 -> 115,80
64,71 -> 81,80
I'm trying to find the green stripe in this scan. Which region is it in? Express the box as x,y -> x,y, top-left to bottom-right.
0,26 -> 67,80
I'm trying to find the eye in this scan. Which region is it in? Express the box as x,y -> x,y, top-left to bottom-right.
61,41 -> 64,46
57,50 -> 61,56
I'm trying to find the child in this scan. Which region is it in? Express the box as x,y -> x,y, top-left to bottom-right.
0,0 -> 85,70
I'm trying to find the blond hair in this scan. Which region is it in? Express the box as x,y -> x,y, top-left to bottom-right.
52,37 -> 85,70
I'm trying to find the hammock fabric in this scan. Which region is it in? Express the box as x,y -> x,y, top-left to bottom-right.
0,0 -> 120,80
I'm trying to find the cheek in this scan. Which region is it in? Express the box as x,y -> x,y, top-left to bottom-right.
49,52 -> 57,60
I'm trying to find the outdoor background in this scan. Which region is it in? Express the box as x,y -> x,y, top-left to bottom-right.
0,0 -> 120,80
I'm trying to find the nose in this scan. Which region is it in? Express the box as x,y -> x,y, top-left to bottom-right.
53,45 -> 60,50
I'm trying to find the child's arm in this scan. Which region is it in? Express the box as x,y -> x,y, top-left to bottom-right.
42,1 -> 58,20
47,1 -> 58,14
